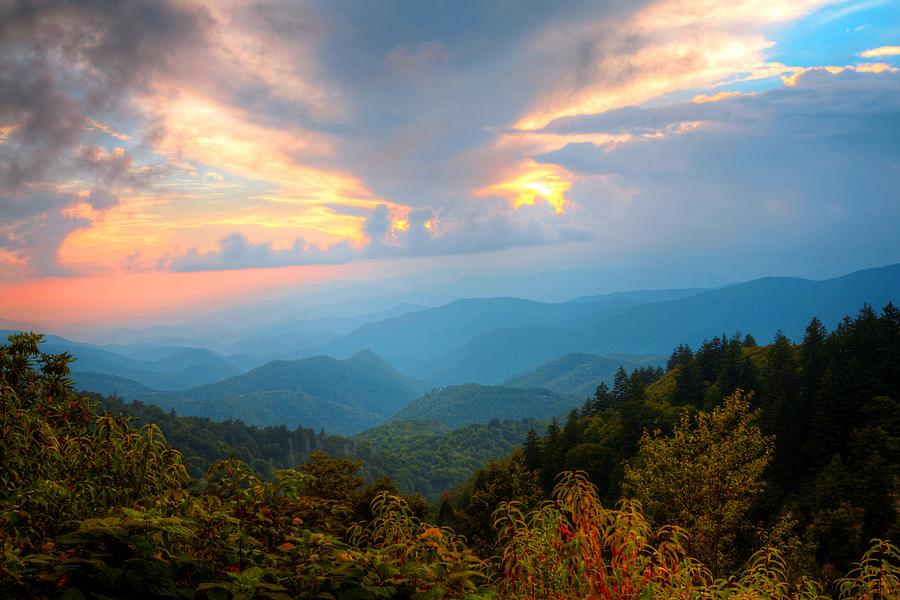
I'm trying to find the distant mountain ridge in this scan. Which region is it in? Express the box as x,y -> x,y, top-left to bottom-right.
78,350 -> 427,435
10,262 -> 897,437
308,291 -> 687,374
0,332 -> 243,391
409,264 -> 900,384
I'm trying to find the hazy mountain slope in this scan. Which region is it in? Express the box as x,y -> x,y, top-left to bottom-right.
72,371 -> 174,404
58,346 -> 240,390
311,296 -> 639,373
503,352 -> 665,397
249,303 -> 430,338
390,384 -> 579,428
569,288 -> 710,304
420,264 -> 900,382
125,350 -> 427,434
418,268 -> 728,302
217,304 -> 430,358
572,263 -> 900,353
414,325 -> 577,385
0,332 -> 242,390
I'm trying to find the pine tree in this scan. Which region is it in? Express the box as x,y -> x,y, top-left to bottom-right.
523,429 -> 542,471
540,418 -> 562,491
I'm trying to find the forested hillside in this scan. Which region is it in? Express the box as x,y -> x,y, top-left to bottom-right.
96,396 -> 533,500
445,302 -> 899,583
96,395 -> 372,480
2,328 -> 898,599
390,383 -> 579,427
358,419 -> 540,499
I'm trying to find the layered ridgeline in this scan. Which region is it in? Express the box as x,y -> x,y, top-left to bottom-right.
410,264 -> 900,384
100,350 -> 428,435
16,263 -> 896,436
0,332 -> 243,391
191,262 -> 892,386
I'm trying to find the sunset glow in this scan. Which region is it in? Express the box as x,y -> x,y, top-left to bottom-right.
1,0 -> 898,326
479,165 -> 573,214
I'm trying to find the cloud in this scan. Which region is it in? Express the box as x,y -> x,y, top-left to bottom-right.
531,69 -> 900,273
384,42 -> 450,78
86,188 -> 120,211
3,0 -> 899,281
167,193 -> 589,271
860,46 -> 900,58
0,186 -> 91,276
0,0 -> 208,274
512,0 -> 840,130
169,232 -> 358,272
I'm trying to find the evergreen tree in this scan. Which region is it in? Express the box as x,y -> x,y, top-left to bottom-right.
667,344 -> 694,371
523,429 -> 542,472
672,359 -> 703,406
611,367 -> 629,406
760,331 -> 801,486
592,382 -> 612,413
540,418 -> 562,491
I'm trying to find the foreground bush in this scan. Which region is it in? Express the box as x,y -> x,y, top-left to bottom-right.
494,471 -> 899,599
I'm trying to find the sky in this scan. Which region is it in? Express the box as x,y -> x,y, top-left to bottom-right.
1,0 -> 899,327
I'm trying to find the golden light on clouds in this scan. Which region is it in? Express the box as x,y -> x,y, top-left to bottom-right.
515,32 -> 778,130
86,119 -> 131,141
692,90 -> 759,103
781,63 -> 898,86
859,46 -> 900,58
513,0 -> 845,132
0,125 -> 18,142
68,90 -> 411,265
478,163 -> 573,214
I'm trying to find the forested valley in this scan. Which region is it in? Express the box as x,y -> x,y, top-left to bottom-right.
2,303 -> 898,598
